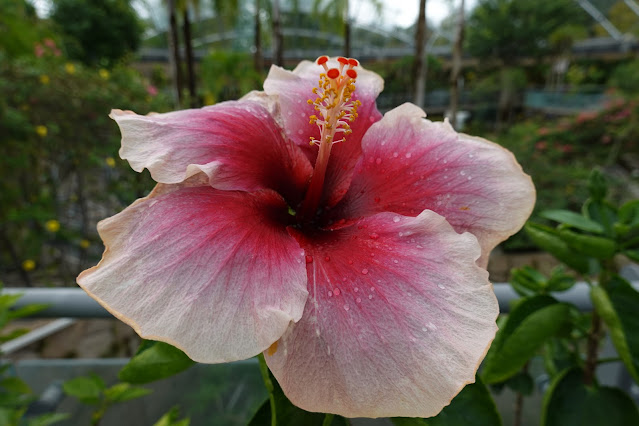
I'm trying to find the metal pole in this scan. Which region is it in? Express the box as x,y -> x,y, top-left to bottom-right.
3,283 -> 638,318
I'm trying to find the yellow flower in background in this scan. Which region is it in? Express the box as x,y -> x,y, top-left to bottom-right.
99,69 -> 110,80
105,157 -> 116,168
65,63 -> 76,74
40,75 -> 50,85
36,125 -> 48,137
80,239 -> 91,249
204,93 -> 215,105
45,219 -> 60,233
22,259 -> 36,271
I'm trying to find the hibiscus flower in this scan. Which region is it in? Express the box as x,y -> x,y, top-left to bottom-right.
77,57 -> 535,418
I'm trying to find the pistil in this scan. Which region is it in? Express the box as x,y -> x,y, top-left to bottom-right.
297,56 -> 361,223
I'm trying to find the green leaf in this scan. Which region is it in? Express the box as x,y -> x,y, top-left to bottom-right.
557,229 -> 616,260
510,266 -> 546,295
420,376 -> 501,426
504,371 -> 534,396
624,249 -> 639,262
540,210 -> 604,233
104,382 -> 152,403
0,328 -> 30,343
0,376 -> 31,394
525,223 -> 589,273
541,368 -> 639,426
392,417 -> 429,426
26,413 -> 70,426
482,296 -> 572,383
619,199 -> 639,224
118,341 -> 196,384
62,375 -> 104,405
587,169 -> 608,201
9,303 -> 49,320
583,199 -> 617,236
546,268 -> 577,292
591,278 -> 639,383
152,406 -> 190,426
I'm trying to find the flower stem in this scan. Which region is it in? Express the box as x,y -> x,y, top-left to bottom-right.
583,308 -> 602,386
323,413 -> 334,426
257,353 -> 277,426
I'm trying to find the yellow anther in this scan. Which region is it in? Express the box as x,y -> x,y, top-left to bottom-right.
307,99 -> 313,105
307,56 -> 360,148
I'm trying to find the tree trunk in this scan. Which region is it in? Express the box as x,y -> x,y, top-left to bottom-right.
182,9 -> 197,107
167,0 -> 183,107
413,0 -> 427,108
496,66 -> 511,132
272,0 -> 283,66
449,0 -> 465,128
343,0 -> 350,57
254,0 -> 263,72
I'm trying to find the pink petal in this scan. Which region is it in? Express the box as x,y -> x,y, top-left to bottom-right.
266,210 -> 498,418
332,103 -> 535,266
264,59 -> 384,206
77,176 -> 308,363
111,100 -> 312,204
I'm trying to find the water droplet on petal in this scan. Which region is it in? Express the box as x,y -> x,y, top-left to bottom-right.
354,287 -> 359,292
393,152 -> 399,158
368,294 -> 373,299
398,232 -> 404,237
393,259 -> 399,264
325,256 -> 331,262
375,158 -> 382,165
344,304 -> 350,311
328,290 -> 333,297
393,216 -> 401,223
405,152 -> 412,159
370,287 -> 375,292
437,284 -> 445,289
306,255 -> 313,264
298,129 -> 303,135
348,259 -> 353,265
460,170 -> 466,176
333,288 -> 341,296
356,297 -> 361,303
361,269 -> 368,275
369,232 -> 379,240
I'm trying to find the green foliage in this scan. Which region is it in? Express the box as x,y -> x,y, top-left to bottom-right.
541,368 -> 639,426
0,0 -> 52,58
200,51 -> 262,104
118,341 -> 196,384
0,42 -> 171,285
50,0 -> 144,67
510,265 -> 576,296
503,173 -> 639,426
591,277 -> 639,383
609,59 -> 639,96
467,0 -> 589,63
482,296 -> 572,383
153,406 -> 190,426
63,373 -> 151,425
393,377 -> 502,426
